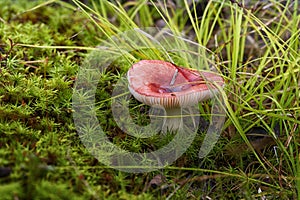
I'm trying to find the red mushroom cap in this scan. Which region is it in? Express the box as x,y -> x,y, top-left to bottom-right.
127,60 -> 224,108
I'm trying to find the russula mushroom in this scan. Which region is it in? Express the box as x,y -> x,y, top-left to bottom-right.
127,60 -> 224,132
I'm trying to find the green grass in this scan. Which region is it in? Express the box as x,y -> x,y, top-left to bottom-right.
0,0 -> 299,199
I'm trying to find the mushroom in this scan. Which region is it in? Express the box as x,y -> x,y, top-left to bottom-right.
127,60 -> 224,132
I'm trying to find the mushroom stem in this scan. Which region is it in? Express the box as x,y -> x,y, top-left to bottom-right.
162,107 -> 183,132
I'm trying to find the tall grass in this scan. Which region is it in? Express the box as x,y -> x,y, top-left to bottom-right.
73,0 -> 299,198
65,0 -> 300,198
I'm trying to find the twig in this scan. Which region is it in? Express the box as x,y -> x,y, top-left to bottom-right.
169,68 -> 178,86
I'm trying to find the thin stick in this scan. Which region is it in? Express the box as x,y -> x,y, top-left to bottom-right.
167,80 -> 224,88
169,68 -> 178,86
